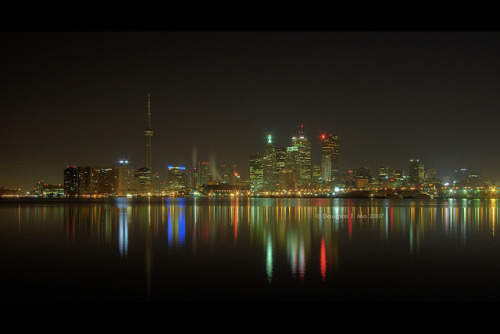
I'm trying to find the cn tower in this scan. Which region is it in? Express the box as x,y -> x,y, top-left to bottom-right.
145,93 -> 153,173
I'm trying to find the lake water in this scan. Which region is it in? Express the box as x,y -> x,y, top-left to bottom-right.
2,197 -> 500,302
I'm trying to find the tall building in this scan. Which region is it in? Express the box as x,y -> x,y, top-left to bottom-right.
144,93 -> 154,192
219,164 -> 237,185
197,162 -> 211,186
312,164 -> 321,184
378,166 -> 389,182
134,167 -> 151,193
292,124 -> 311,187
425,167 -> 438,184
263,134 -> 278,190
249,155 -> 264,192
275,147 -> 286,173
98,167 -> 119,195
64,166 -> 78,197
167,166 -> 187,192
117,160 -> 135,196
409,159 -> 424,186
78,166 -> 99,195
321,133 -> 340,184
285,146 -> 300,183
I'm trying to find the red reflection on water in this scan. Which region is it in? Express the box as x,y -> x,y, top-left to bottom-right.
320,237 -> 326,282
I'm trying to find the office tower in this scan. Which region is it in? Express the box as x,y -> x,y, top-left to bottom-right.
312,164 -> 321,184
219,164 -> 237,185
275,147 -> 286,173
391,169 -> 403,181
197,162 -> 211,186
78,166 -> 99,195
278,169 -> 296,190
353,167 -> 370,189
341,170 -> 355,188
425,167 -> 438,184
263,134 -> 278,190
409,159 -> 423,186
321,153 -> 331,183
249,155 -> 264,192
321,133 -> 340,184
378,166 -> 389,181
167,166 -> 187,192
292,124 -> 311,187
64,166 -> 78,197
455,167 -> 469,183
134,167 -> 151,193
285,146 -> 300,183
144,93 -> 154,192
117,160 -> 134,196
98,167 -> 119,195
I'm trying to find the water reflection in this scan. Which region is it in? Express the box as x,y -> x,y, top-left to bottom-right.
57,201 -> 496,252
4,197 -> 500,300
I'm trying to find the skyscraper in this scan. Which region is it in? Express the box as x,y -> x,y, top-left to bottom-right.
263,134 -> 278,190
78,166 -> 99,195
284,146 -> 300,184
321,133 -> 340,184
197,162 -> 211,186
275,147 -> 286,173
98,167 -> 119,195
144,93 -> 153,192
63,166 -> 78,197
167,166 -> 187,192
134,167 -> 151,193
249,155 -> 264,192
117,160 -> 134,196
219,164 -> 238,185
409,159 -> 423,186
292,124 -> 311,187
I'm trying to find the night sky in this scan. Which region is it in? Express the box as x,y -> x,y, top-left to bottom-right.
2,31 -> 500,191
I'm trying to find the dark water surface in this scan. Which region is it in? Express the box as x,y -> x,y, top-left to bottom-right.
2,197 -> 500,302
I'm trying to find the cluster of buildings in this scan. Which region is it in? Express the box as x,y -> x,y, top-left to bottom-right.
2,94 -> 496,199
249,124 -> 340,193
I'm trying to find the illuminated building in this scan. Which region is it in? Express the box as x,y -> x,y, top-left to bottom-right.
292,124 -> 311,187
425,167 -> 438,184
263,134 -> 278,190
409,159 -> 423,186
219,164 -> 237,185
34,181 -> 64,197
144,93 -> 154,192
275,147 -> 286,173
278,169 -> 296,190
78,166 -> 99,195
378,166 -> 389,182
285,146 -> 300,183
98,167 -> 119,195
167,166 -> 187,192
117,160 -> 135,196
64,166 -> 78,197
312,164 -> 321,184
249,155 -> 264,192
341,170 -> 355,188
0,187 -> 22,197
203,183 -> 250,197
134,167 -> 151,193
354,167 -> 370,188
197,162 -> 211,186
321,133 -> 340,184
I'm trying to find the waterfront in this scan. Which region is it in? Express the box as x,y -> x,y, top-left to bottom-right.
2,197 -> 500,302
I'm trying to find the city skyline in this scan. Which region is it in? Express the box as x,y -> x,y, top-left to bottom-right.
2,31 -> 500,191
